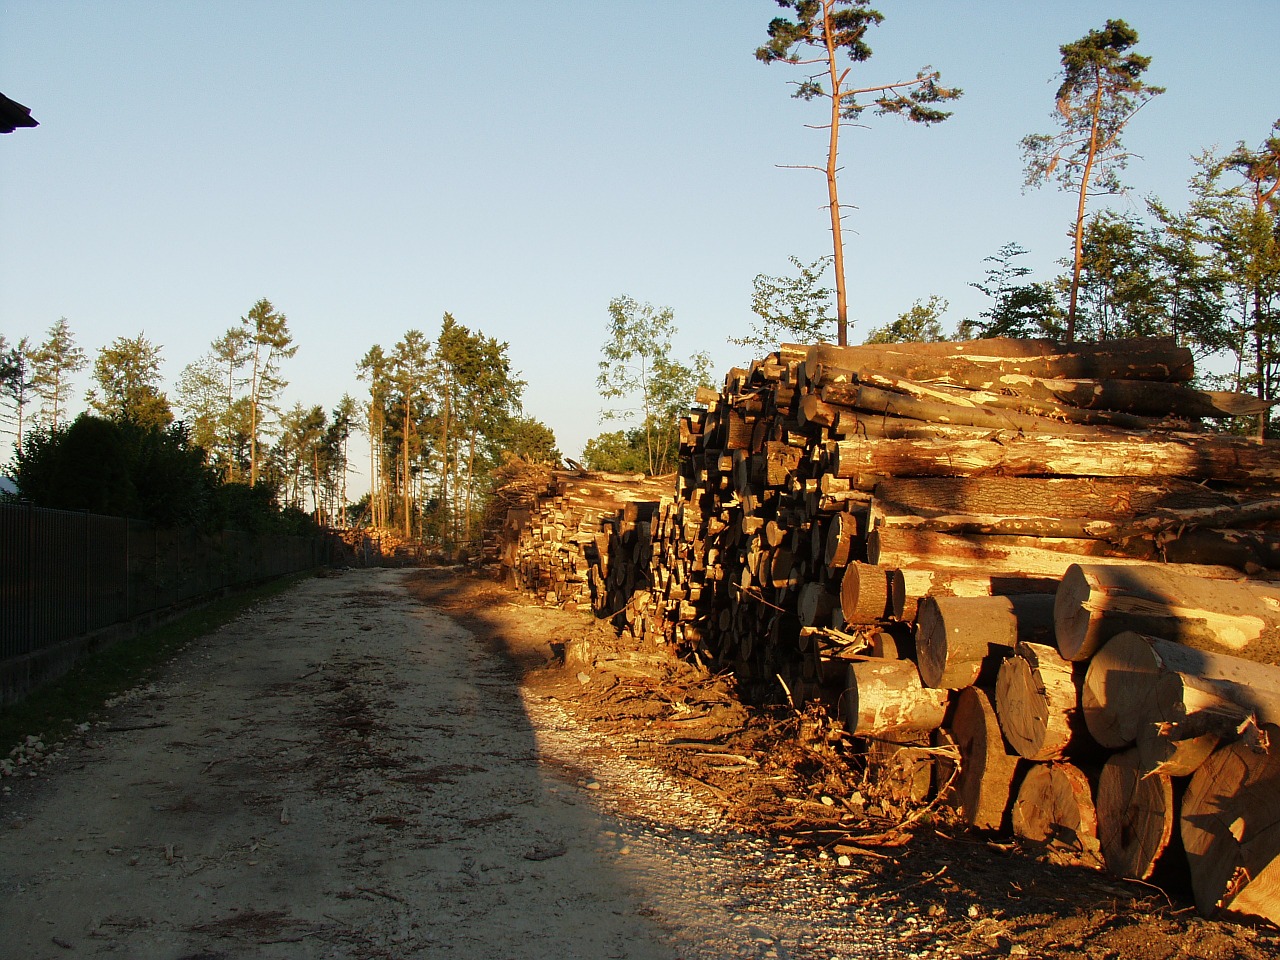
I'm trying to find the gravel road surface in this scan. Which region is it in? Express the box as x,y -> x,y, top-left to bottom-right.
0,568 -> 941,960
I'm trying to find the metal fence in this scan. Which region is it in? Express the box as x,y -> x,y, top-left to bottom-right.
0,501 -> 325,660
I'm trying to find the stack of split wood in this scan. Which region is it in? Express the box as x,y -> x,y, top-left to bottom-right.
636,336 -> 1280,924
496,465 -> 671,609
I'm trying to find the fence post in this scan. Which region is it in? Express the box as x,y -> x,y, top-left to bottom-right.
124,517 -> 131,619
84,510 -> 91,635
26,500 -> 35,655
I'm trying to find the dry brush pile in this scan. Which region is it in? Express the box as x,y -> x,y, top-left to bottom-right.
497,336 -> 1280,926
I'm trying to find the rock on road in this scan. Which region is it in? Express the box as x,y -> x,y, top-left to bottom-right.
0,568 -> 941,960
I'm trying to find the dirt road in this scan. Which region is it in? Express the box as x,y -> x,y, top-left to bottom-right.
0,567 -> 936,959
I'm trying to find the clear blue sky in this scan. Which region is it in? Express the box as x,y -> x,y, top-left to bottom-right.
1,1 -> 1275,487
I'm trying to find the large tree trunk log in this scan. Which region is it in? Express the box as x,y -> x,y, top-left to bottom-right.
819,381 -> 1114,438
996,373 -> 1274,419
898,567 -> 1061,602
796,580 -> 839,628
870,528 -> 1245,584
839,562 -> 902,623
1055,563 -> 1280,663
857,369 -> 1161,429
951,686 -> 1021,831
1081,631 -> 1161,749
1088,632 -> 1280,776
1096,748 -> 1176,881
1082,630 -> 1280,755
1181,725 -> 1280,925
916,595 -> 1053,690
833,435 -> 1280,486
995,641 -> 1081,761
1154,527 -> 1280,574
841,659 -> 948,741
804,337 -> 1195,386
1011,761 -> 1102,868
1137,671 -> 1248,778
798,336 -> 1079,365
873,476 -> 1234,522
823,509 -> 862,572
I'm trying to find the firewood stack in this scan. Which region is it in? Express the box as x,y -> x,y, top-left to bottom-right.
638,336 -> 1280,924
497,466 -> 671,609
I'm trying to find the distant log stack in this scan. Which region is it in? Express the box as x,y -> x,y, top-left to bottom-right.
495,464 -> 671,612
491,336 -> 1280,924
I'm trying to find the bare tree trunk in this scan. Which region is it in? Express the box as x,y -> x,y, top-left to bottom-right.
822,0 -> 849,346
1066,72 -> 1106,343
402,400 -> 412,538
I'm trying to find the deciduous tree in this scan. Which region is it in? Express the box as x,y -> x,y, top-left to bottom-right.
757,0 -> 960,346
964,242 -> 1063,340
733,254 -> 835,351
863,295 -> 950,344
597,296 -> 710,476
87,333 -> 173,428
1020,19 -> 1163,340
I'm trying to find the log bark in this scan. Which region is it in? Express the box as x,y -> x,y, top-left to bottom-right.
1181,724 -> 1280,924
833,434 -> 1280,486
951,686 -> 1021,831
871,528 -> 1245,584
820,381 -> 1113,438
804,337 -> 1195,385
995,641 -> 1081,761
1055,563 -> 1280,663
873,476 -> 1234,522
1011,762 -> 1102,868
898,566 -> 1061,602
856,369 -> 1161,429
842,659 -> 948,741
996,373 -> 1274,419
1096,748 -> 1175,881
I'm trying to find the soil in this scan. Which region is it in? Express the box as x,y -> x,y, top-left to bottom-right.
1,566 -> 1277,959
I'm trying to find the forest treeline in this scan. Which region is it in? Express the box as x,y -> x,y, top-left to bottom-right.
0,303 -> 558,547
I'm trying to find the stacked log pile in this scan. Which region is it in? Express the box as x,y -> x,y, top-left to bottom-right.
493,336 -> 1280,922
496,464 -> 671,609
631,336 -> 1280,924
